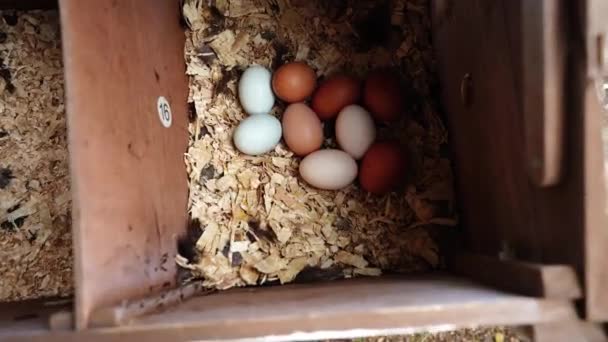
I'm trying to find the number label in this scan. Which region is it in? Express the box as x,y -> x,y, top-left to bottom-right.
157,96 -> 172,128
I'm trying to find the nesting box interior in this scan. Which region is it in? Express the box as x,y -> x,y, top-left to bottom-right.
0,0 -> 607,341
178,0 -> 457,292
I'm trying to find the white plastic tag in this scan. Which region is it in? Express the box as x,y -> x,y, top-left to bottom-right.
157,96 -> 172,128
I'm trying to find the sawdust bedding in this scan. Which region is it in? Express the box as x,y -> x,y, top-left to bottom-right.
0,11 -> 72,301
179,0 -> 458,290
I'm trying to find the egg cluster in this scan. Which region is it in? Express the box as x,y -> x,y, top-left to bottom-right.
234,62 -> 407,194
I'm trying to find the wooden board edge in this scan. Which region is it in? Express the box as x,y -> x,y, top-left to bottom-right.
58,0 -> 190,328
88,282 -> 207,328
450,253 -> 582,299
531,321 -> 607,342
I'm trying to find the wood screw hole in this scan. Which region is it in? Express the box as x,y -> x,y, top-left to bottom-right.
460,73 -> 473,108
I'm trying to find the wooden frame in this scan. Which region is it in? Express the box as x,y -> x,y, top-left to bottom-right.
582,0 -> 608,322
450,253 -> 581,299
433,0 -> 608,324
58,0 -> 190,329
0,0 -> 606,340
0,276 -> 581,341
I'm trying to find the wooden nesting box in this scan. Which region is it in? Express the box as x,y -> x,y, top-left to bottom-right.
1,0 -> 607,341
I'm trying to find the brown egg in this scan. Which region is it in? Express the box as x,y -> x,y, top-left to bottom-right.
311,75 -> 361,120
282,103 -> 323,156
272,62 -> 317,103
364,70 -> 405,122
359,142 -> 406,194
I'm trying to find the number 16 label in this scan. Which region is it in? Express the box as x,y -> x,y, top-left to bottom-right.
157,96 -> 172,128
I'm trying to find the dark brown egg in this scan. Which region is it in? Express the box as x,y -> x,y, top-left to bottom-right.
359,142 -> 406,194
363,70 -> 405,122
272,62 -> 317,103
282,103 -> 323,156
311,75 -> 361,120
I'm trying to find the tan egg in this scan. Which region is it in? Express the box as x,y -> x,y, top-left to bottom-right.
282,103 -> 323,156
335,104 -> 376,159
299,149 -> 358,190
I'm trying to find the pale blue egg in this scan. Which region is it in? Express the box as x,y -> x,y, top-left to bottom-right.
233,114 -> 282,155
238,65 -> 274,115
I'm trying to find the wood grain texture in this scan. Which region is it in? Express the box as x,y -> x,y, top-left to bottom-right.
532,321 -> 607,342
0,276 -> 579,341
581,0 -> 608,322
434,0 -> 608,321
586,0 -> 608,78
522,0 -> 566,187
0,298 -> 71,329
58,0 -> 189,329
583,70 -> 608,320
432,0 -> 586,292
89,282 -> 205,328
451,253 -> 581,299
433,0 -> 538,260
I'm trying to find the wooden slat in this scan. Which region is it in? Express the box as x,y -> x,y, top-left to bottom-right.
49,311 -> 73,331
434,0 -> 608,320
580,0 -> 608,322
88,282 -> 206,328
522,0 -> 566,187
433,0 -> 539,260
0,276 -> 580,341
586,0 -> 608,78
0,298 -> 71,331
58,0 -> 189,329
129,276 -> 575,338
451,253 -> 581,299
583,73 -> 608,320
531,321 -> 607,342
432,0 -> 588,296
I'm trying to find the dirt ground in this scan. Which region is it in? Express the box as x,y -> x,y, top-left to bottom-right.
327,327 -> 526,342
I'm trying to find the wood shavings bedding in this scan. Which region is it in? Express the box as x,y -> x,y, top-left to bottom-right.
0,11 -> 72,301
181,0 -> 457,290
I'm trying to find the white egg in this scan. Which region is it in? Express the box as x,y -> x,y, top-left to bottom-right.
233,114 -> 282,155
335,104 -> 376,159
238,65 -> 275,115
299,149 -> 358,190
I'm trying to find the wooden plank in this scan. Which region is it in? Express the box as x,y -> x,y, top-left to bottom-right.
49,311 -> 73,331
531,321 -> 607,342
88,282 -> 206,328
434,0 -> 608,320
0,298 -> 71,331
58,0 -> 189,329
0,276 -> 579,341
521,0 -> 566,187
432,0 -> 540,260
583,72 -> 608,320
586,0 -> 608,78
580,0 -> 608,322
451,253 -> 581,299
432,0 -> 588,293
